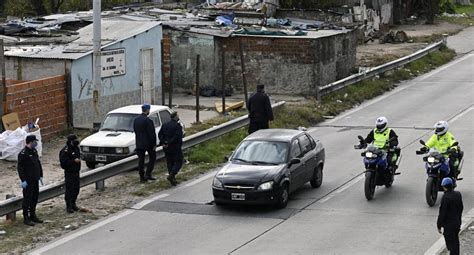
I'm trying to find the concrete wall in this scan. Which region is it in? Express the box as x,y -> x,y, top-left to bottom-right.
165,30 -> 217,92
217,30 -> 358,96
4,57 -> 71,81
70,25 -> 163,128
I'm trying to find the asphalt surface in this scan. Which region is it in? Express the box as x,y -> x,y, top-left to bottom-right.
30,30 -> 473,255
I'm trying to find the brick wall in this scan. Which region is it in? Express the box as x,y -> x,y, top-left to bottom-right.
5,75 -> 68,139
218,30 -> 357,95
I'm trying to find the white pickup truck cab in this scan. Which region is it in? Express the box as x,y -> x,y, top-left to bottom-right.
80,105 -> 184,169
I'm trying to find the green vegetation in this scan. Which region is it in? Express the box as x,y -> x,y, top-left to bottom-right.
455,3 -> 474,15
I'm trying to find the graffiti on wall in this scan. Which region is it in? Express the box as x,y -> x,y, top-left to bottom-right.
78,75 -> 116,99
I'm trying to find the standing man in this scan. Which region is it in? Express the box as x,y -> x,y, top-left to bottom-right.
59,135 -> 82,213
247,84 -> 274,134
17,135 -> 44,226
133,104 -> 157,183
158,111 -> 183,186
437,177 -> 463,255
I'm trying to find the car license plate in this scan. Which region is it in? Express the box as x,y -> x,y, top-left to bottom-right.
95,155 -> 107,162
231,193 -> 245,201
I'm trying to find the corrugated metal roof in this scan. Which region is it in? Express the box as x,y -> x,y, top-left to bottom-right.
4,19 -> 161,60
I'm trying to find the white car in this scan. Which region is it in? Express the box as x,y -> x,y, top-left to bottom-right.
80,105 -> 185,169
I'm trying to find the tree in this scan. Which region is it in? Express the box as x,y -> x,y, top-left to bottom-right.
30,0 -> 47,16
50,0 -> 66,14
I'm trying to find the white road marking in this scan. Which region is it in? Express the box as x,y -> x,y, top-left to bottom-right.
449,106 -> 474,124
424,208 -> 474,255
325,53 -> 474,125
29,209 -> 135,255
314,175 -> 365,205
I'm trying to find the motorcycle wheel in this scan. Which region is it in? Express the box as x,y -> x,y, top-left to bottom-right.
385,168 -> 394,188
425,177 -> 438,207
364,171 -> 376,200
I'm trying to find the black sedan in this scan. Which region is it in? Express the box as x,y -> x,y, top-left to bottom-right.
212,129 -> 325,208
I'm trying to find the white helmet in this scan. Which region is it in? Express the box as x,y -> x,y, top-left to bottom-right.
434,121 -> 449,135
375,116 -> 388,132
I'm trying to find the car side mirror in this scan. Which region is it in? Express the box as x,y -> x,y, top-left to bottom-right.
419,140 -> 426,146
288,158 -> 301,168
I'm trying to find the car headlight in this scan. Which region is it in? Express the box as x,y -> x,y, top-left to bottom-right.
257,181 -> 274,191
115,147 -> 130,154
82,146 -> 89,152
212,178 -> 223,189
365,152 -> 374,158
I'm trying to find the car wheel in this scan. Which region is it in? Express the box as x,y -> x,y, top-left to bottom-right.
276,184 -> 289,209
86,161 -> 96,169
310,166 -> 323,188
214,201 -> 224,206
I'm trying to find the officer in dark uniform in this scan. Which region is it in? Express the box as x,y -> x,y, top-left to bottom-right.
158,111 -> 183,186
247,84 -> 274,134
59,135 -> 81,213
437,177 -> 463,255
17,135 -> 44,226
133,103 -> 157,182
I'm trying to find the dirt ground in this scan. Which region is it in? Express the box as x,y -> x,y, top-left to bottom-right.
356,21 -> 465,67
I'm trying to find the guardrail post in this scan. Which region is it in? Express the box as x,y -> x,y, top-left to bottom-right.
442,33 -> 448,45
5,194 -> 16,222
95,180 -> 105,191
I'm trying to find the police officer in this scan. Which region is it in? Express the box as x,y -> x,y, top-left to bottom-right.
421,121 -> 461,178
437,177 -> 463,255
158,111 -> 183,186
59,135 -> 81,213
133,103 -> 157,182
18,135 -> 44,226
247,84 -> 274,134
363,116 -> 399,169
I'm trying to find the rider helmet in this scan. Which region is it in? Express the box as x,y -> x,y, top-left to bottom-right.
434,121 -> 449,135
375,116 -> 388,132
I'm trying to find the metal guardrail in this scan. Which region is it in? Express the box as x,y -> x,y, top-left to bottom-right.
316,40 -> 446,100
0,101 -> 286,217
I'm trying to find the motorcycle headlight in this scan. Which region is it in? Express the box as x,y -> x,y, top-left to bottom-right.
365,152 -> 374,158
257,181 -> 274,191
427,157 -> 436,163
82,146 -> 89,152
213,178 -> 223,189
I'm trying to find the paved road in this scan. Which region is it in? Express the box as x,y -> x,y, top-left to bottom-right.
31,33 -> 473,254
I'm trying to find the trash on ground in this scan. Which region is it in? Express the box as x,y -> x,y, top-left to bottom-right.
215,101 -> 245,113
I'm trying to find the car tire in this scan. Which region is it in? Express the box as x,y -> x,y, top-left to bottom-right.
310,166 -> 323,188
276,184 -> 289,209
86,161 -> 96,169
214,200 -> 224,206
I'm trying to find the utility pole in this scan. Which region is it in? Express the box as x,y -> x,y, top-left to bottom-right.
93,0 -> 102,120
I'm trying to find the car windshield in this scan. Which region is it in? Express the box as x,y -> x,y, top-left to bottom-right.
231,140 -> 288,165
101,113 -> 138,132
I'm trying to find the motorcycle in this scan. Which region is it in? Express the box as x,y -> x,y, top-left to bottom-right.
355,136 -> 401,200
416,140 -> 463,207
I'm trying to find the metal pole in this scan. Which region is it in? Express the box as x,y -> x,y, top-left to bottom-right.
1,39 -> 6,118
93,0 -> 101,120
238,38 -> 248,104
95,180 -> 105,191
195,55 -> 200,123
161,40 -> 166,106
221,45 -> 225,115
169,64 -> 173,108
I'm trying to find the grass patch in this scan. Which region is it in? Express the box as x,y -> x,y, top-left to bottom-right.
455,3 -> 474,15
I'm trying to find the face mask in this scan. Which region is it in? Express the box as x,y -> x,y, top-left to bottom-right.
32,141 -> 38,149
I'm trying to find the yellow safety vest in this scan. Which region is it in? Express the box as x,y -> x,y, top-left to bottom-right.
426,132 -> 457,156
373,128 -> 391,149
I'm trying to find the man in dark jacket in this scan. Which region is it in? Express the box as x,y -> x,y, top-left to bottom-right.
59,135 -> 81,213
18,135 -> 44,226
133,104 -> 157,183
158,111 -> 183,186
437,177 -> 463,255
247,84 -> 274,134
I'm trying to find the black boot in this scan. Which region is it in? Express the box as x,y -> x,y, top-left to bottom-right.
72,204 -> 80,211
30,213 -> 44,224
23,213 -> 35,226
167,174 -> 177,186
